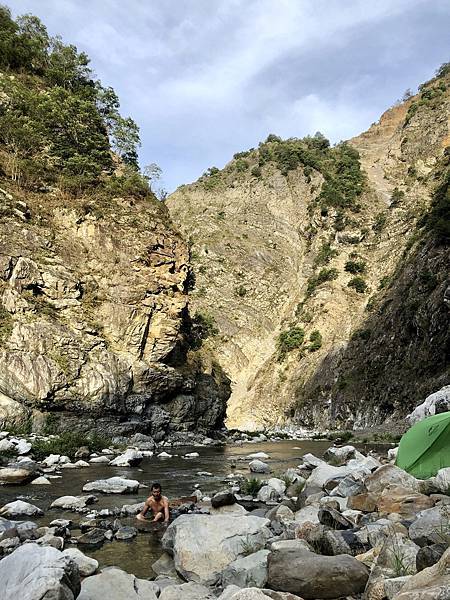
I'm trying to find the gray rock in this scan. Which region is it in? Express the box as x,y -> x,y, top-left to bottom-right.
416,543 -> 447,571
384,576 -> 413,599
249,460 -> 271,474
0,543 -> 80,600
115,526 -> 137,540
152,552 -> 178,578
120,502 -> 145,516
217,585 -> 242,600
15,439 -> 32,455
109,449 -> 143,467
302,453 -> 324,468
50,519 -> 73,528
257,485 -> 280,503
221,549 -> 270,588
0,461 -> 38,484
267,546 -> 369,598
329,472 -> 365,497
31,476 -> 51,485
50,495 -> 97,511
162,514 -> 272,584
392,547 -> 450,600
303,463 -> 350,495
159,581 -> 214,599
62,548 -> 98,577
89,456 -> 111,464
318,507 -> 353,530
211,491 -> 236,508
294,505 -> 320,525
323,445 -> 359,465
77,528 -> 106,547
0,500 -> 43,517
365,464 -> 420,496
78,567 -> 158,600
409,506 -> 450,546
408,385 -> 450,424
83,476 -> 140,494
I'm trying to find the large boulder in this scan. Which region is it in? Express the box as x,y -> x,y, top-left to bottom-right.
162,514 -> 271,585
78,567 -> 158,599
431,467 -> 450,493
0,500 -> 43,517
392,547 -> 450,599
303,463 -> 350,495
0,543 -> 80,600
249,460 -> 271,474
409,506 -> 450,546
365,465 -> 420,497
221,549 -> 270,588
51,495 -> 98,511
267,545 -> 369,599
82,477 -> 140,494
408,386 -> 450,424
377,485 -> 434,517
109,449 -> 143,467
0,461 -> 38,484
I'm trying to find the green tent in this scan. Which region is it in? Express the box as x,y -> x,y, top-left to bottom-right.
396,411 -> 450,479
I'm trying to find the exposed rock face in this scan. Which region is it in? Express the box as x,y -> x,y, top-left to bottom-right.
0,186 -> 229,436
167,73 -> 450,430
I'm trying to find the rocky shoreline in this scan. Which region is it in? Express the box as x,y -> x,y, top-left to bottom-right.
1,429 -> 449,599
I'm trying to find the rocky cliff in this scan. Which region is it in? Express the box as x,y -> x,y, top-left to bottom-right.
167,69 -> 450,431
0,7 -> 229,439
0,187 -> 229,439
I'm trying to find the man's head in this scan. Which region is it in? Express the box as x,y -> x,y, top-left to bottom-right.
151,482 -> 162,499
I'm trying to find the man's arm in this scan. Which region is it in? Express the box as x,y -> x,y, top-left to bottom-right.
163,498 -> 170,522
137,499 -> 150,521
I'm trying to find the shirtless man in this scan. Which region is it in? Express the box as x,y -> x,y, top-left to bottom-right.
136,482 -> 170,523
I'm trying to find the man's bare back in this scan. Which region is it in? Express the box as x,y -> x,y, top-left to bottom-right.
136,483 -> 169,523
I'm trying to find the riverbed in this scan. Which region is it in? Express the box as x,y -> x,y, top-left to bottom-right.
0,439 -> 356,578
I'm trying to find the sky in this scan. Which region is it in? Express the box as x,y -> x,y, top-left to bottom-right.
8,0 -> 450,192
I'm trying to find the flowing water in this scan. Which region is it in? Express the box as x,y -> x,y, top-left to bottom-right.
1,439 -> 336,578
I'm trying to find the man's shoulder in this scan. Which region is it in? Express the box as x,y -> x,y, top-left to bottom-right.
162,495 -> 169,504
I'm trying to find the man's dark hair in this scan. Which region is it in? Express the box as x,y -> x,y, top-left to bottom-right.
151,482 -> 162,491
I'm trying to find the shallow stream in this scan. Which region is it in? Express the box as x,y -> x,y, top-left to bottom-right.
2,439 -> 336,578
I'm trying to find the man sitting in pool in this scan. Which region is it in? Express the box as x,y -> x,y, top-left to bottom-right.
136,482 -> 170,523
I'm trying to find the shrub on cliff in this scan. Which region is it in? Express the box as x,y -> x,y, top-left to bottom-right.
348,276 -> 368,293
345,259 -> 366,274
306,267 -> 339,296
277,326 -> 305,357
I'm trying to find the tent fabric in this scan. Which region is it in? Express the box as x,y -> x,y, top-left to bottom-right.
396,411 -> 450,479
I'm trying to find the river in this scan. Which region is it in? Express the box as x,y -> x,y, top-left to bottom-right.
1,439 -> 337,578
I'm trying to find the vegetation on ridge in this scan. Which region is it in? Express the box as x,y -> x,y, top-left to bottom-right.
0,5 -> 156,198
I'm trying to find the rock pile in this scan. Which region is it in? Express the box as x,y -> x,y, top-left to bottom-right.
0,440 -> 449,599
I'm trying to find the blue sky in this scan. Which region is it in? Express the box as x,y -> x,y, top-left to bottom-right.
8,1 -> 450,192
